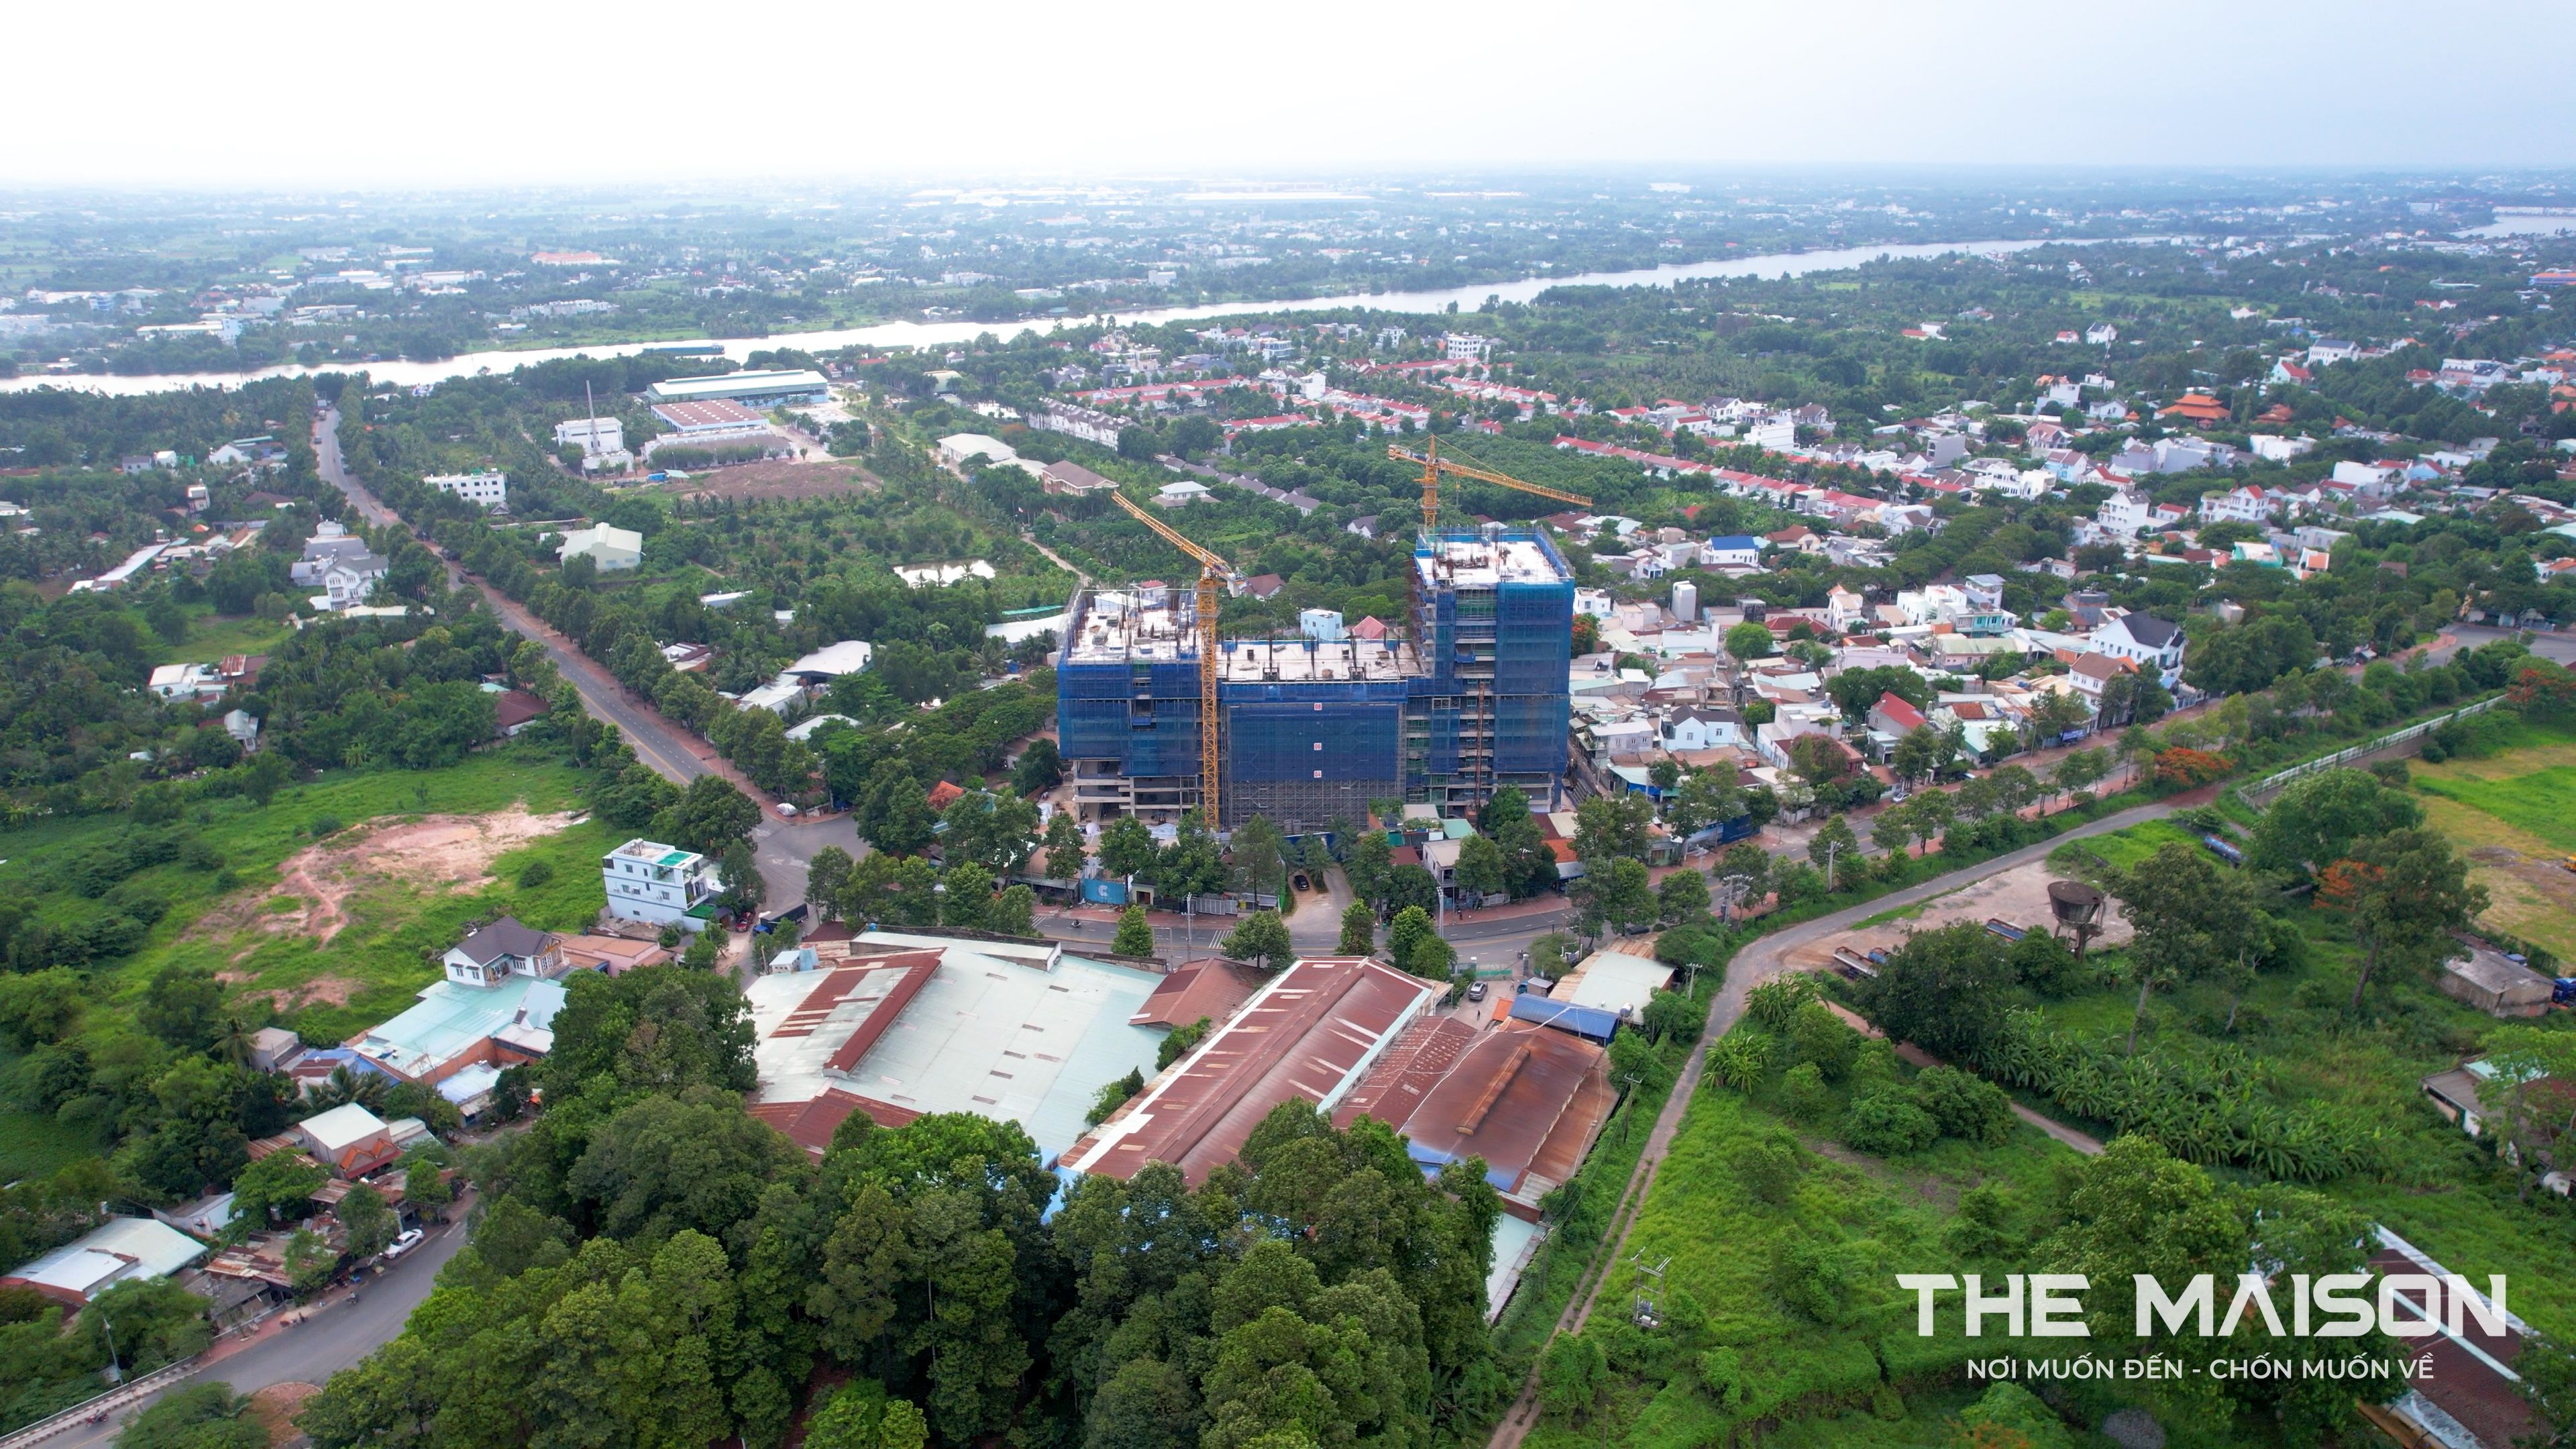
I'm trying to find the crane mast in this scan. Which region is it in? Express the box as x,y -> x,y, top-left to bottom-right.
1110,490 -> 1239,826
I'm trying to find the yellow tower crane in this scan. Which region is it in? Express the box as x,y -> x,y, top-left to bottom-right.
1389,437 -> 1593,531
1110,490 -> 1241,826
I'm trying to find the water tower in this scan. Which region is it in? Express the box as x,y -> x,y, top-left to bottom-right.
2047,879 -> 2107,961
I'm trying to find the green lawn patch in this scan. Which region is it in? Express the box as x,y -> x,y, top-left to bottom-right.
2415,765 -> 2576,853
160,609 -> 292,666
0,746 -> 612,1044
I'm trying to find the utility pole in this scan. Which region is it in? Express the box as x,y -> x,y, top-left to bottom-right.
1824,838 -> 1840,892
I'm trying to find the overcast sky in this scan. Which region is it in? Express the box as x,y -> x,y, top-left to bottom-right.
13,0 -> 2573,189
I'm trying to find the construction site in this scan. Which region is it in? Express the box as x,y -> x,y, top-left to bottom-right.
1059,443 -> 1582,830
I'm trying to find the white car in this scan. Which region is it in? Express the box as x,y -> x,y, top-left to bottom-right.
382,1229 -> 425,1262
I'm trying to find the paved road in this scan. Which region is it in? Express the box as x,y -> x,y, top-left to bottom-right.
36,1212 -> 472,1449
1483,791 -> 2199,1449
313,410 -> 855,908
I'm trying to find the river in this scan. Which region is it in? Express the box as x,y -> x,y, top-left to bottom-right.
0,236 -> 2065,397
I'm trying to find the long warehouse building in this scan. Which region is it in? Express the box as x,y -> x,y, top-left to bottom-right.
1059,526 -> 1574,828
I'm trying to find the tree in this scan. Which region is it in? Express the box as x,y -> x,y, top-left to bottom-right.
2319,827 -> 2487,1010
337,1183 -> 396,1259
2027,689 -> 2090,745
1477,787 -> 1556,899
1337,900 -> 1376,955
1571,793 -> 1652,864
1889,726 -> 1947,786
1854,921 -> 2015,1061
117,1383 -> 264,1449
941,792 -> 1040,877
2247,767 -> 2422,875
1155,810 -> 1226,903
138,966 -> 223,1051
1723,621 -> 1774,665
282,1226 -> 336,1299
1098,815 -> 1159,882
1341,828 -> 1395,909
1382,863 -> 1440,920
1010,737 -> 1063,796
1827,665 -> 1931,722
990,885 -> 1037,938
2115,842 -> 2242,1052
1040,808 -> 1088,881
1387,906 -> 1437,975
1786,732 -> 1850,786
718,840 -> 767,916
1112,905 -> 1155,957
1570,857 -> 1653,939
804,846 -> 855,918
1220,910 -> 1293,973
1454,835 -> 1506,902
654,774 -> 762,854
1656,868 -> 1710,924
941,862 -> 996,930
1228,815 -> 1287,901
1717,842 -> 1772,914
400,1149 -> 453,1222
2050,747 -> 2110,806
1807,815 -> 1859,888
231,1149 -> 327,1226
1662,767 -> 1744,839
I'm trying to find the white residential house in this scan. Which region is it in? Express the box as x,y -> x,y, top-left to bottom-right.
425,470 -> 508,510
290,522 -> 389,611
2089,613 -> 2186,688
2249,434 -> 2314,463
441,917 -> 564,989
1155,480 -> 1212,506
602,839 -> 718,931
2198,486 -> 2271,526
1661,707 -> 1742,751
1825,586 -> 1867,632
557,523 -> 644,572
1703,535 -> 1761,569
2084,323 -> 2119,345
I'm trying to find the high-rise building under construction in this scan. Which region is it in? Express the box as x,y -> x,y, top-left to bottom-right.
1059,526 -> 1574,830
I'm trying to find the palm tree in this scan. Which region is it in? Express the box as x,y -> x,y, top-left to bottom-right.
309,1064 -> 389,1114
214,1016 -> 258,1069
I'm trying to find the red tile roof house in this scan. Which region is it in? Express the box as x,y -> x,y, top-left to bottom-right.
1868,690 -> 1928,740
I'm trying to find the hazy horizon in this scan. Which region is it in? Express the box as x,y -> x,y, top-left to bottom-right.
17,0 -> 2574,189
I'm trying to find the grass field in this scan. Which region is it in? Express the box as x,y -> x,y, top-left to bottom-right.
0,1046 -> 98,1181
160,606 -> 293,666
1517,1081 -> 2081,1449
2407,718 -> 2576,959
0,745 -> 613,1051
2025,800 -> 2576,1342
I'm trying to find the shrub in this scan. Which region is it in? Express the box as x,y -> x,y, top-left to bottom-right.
1910,1065 -> 2015,1144
1788,1000 -> 1860,1081
309,814 -> 343,839
517,860 -> 555,889
1841,1088 -> 1939,1155
1780,1061 -> 1836,1124
1745,973 -> 1819,1030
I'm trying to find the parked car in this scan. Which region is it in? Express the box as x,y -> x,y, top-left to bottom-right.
1466,981 -> 1488,1002
383,1228 -> 425,1262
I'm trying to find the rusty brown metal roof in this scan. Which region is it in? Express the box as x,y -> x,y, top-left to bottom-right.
1129,957 -> 1267,1029
1067,957 -> 1438,1183
1367,1022 -> 1609,1197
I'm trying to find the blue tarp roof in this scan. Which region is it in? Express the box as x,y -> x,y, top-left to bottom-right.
1509,994 -> 1619,1042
